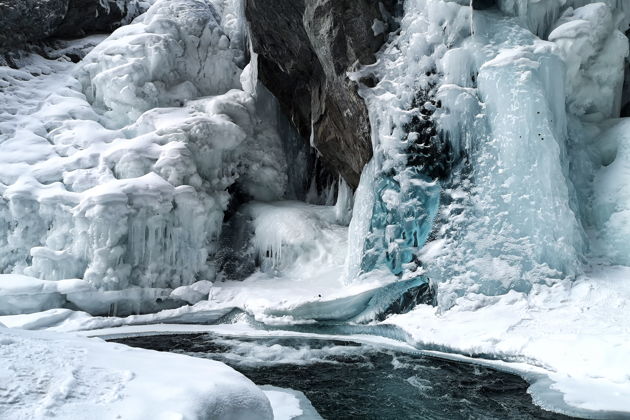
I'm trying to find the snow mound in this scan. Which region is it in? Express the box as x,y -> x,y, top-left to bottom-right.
0,326 -> 273,419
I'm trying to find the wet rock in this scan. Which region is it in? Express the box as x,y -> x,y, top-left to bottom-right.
472,0 -> 497,10
621,29 -> 630,117
54,0 -> 143,38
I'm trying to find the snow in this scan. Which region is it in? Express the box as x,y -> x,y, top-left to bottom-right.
0,325 -> 273,419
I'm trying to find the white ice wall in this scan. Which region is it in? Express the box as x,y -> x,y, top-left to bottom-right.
0,0 -> 295,314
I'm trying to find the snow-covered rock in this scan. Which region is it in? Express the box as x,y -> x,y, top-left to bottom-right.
170,280 -> 213,304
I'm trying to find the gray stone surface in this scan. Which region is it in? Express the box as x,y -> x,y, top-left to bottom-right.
0,0 -> 144,50
0,0 -> 68,48
55,0 -> 142,38
246,0 -> 396,187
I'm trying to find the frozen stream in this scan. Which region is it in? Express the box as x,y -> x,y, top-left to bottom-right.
113,333 -> 573,420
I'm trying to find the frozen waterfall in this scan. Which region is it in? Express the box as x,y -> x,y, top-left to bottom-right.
351,0 -> 630,309
2,0 -> 630,416
0,0 -> 318,314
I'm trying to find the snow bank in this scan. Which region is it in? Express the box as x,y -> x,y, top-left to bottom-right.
0,326 -> 273,419
387,265 -> 630,417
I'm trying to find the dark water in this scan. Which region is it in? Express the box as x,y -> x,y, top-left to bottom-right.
113,334 -> 572,420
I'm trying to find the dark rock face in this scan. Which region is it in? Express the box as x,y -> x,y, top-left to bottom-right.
0,0 -> 143,50
246,0 -> 396,188
55,0 -> 142,38
472,0 -> 497,10
622,29 -> 630,118
0,0 -> 68,48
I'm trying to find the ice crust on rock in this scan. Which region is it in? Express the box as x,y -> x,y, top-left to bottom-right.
592,119 -> 630,265
77,0 -> 244,127
260,386 -> 323,420
0,274 -> 92,316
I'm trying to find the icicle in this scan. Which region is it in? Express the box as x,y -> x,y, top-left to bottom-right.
335,177 -> 354,225
470,0 -> 475,36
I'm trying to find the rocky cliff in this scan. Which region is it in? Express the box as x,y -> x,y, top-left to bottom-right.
0,0 -> 144,50
246,0 -> 397,187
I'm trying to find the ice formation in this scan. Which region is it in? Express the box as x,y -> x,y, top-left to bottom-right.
2,0 -> 630,417
351,0 -> 630,308
0,0 -> 315,315
342,0 -> 630,413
